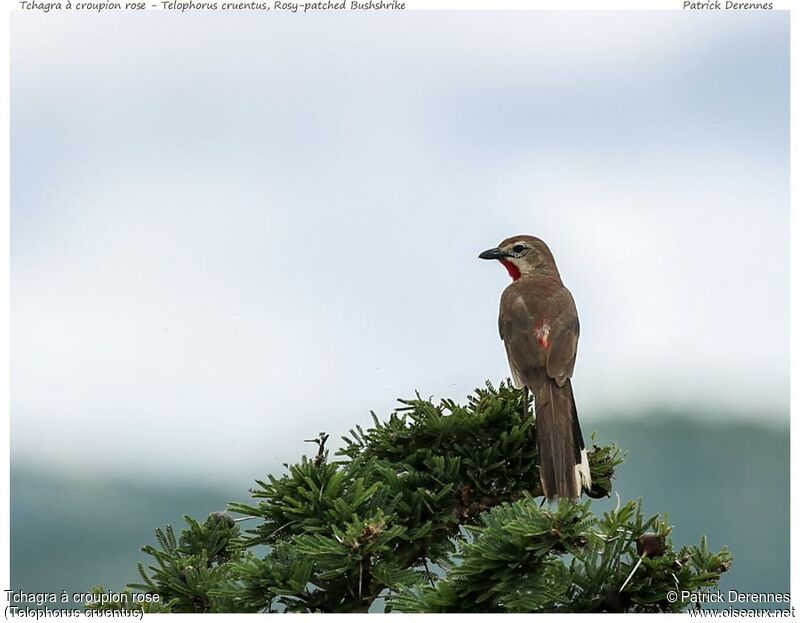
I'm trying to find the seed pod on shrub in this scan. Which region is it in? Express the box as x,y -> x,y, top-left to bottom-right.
208,511 -> 235,528
586,479 -> 610,499
636,533 -> 665,557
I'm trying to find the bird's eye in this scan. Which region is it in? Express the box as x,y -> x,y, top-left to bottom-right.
512,244 -> 526,254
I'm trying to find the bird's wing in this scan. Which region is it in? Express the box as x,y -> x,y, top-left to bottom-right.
499,289 -> 545,388
545,295 -> 580,387
499,285 -> 579,388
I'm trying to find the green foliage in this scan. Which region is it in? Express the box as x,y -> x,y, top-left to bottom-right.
87,512 -> 241,613
95,380 -> 732,613
391,496 -> 732,613
132,513 -> 241,612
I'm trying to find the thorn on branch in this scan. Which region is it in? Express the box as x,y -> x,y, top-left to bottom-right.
304,432 -> 330,467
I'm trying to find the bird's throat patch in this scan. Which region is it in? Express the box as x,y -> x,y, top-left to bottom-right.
499,259 -> 521,281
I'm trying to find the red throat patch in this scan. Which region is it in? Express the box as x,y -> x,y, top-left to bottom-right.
499,259 -> 521,281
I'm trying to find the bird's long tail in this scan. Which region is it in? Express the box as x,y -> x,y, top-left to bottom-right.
531,376 -> 591,501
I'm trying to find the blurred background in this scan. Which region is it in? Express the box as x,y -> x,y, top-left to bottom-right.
11,10 -> 788,604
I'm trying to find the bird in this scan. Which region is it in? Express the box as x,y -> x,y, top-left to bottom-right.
479,235 -> 591,501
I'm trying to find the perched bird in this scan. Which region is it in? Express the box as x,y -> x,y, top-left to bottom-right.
479,235 -> 591,501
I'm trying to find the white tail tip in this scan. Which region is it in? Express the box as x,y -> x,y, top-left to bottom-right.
575,448 -> 592,495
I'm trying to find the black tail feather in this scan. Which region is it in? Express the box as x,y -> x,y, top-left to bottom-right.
531,376 -> 589,501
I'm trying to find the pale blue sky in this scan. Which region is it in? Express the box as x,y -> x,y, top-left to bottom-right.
11,11 -> 788,483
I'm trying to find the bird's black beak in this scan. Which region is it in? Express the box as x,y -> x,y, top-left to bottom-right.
478,247 -> 509,260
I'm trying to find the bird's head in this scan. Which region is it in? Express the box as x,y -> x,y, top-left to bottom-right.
478,235 -> 559,281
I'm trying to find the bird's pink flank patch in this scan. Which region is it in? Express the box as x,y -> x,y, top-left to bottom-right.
535,320 -> 551,349
499,259 -> 521,281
